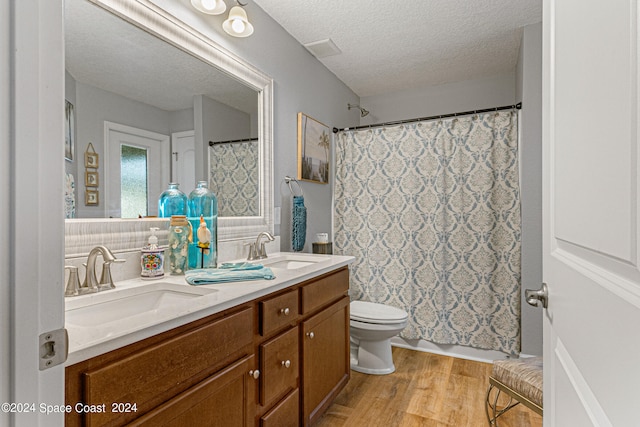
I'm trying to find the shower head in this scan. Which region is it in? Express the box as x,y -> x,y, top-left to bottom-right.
348,103 -> 370,117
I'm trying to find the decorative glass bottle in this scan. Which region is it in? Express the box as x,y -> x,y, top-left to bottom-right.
168,215 -> 191,275
187,181 -> 218,269
158,183 -> 187,217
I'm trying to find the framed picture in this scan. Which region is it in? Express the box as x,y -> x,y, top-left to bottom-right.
85,143 -> 99,168
297,112 -> 330,184
85,189 -> 99,206
65,100 -> 75,161
85,170 -> 99,187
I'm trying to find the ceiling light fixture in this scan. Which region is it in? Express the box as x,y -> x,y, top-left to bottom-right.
223,3 -> 254,38
190,0 -> 227,15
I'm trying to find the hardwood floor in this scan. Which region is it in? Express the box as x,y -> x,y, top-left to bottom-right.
316,347 -> 542,427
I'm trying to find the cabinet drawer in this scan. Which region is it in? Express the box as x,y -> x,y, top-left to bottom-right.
260,289 -> 298,336
260,327 -> 299,406
130,355 -> 256,427
301,267 -> 349,314
261,389 -> 299,427
83,307 -> 253,426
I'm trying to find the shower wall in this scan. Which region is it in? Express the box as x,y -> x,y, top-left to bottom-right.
359,72 -> 516,126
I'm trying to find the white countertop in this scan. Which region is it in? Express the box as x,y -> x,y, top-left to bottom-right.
65,252 -> 354,365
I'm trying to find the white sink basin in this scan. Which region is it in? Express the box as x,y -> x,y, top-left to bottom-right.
262,254 -> 327,270
66,282 -> 217,327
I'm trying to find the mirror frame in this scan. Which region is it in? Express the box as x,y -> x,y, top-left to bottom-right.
65,0 -> 273,256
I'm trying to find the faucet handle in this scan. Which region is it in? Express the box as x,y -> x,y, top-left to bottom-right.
64,266 -> 81,297
245,242 -> 257,261
258,240 -> 273,259
99,258 -> 126,291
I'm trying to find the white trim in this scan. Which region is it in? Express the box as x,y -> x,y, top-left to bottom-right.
555,340 -> 613,427
553,248 -> 640,310
11,0 -> 66,424
103,121 -> 170,218
66,0 -> 274,255
0,1 -> 10,424
390,337 -> 533,364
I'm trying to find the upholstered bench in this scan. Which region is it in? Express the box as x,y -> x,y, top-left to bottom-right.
485,356 -> 543,425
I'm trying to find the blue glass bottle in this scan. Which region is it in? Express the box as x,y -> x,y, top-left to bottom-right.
187,181 -> 218,269
158,183 -> 187,217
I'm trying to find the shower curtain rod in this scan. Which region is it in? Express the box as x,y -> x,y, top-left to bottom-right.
332,102 -> 522,133
209,137 -> 258,146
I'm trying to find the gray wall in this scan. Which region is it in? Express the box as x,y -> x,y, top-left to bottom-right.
360,72 -> 516,124
73,82 -> 175,217
516,22 -> 543,356
66,78 -> 200,218
149,0 -> 360,252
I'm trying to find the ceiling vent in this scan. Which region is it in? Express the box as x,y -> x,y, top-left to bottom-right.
303,39 -> 342,58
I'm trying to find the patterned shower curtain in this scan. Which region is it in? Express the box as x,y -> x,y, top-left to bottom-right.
209,140 -> 259,217
334,111 -> 521,355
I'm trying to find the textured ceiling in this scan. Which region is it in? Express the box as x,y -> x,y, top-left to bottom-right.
252,0 -> 542,97
65,0 -> 257,113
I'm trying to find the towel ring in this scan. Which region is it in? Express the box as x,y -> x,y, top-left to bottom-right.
284,176 -> 304,197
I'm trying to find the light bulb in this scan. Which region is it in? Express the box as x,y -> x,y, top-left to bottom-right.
231,18 -> 245,34
201,0 -> 217,10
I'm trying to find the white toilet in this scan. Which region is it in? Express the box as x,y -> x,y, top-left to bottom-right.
349,300 -> 408,375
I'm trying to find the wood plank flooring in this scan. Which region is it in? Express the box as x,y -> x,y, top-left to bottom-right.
316,347 -> 542,427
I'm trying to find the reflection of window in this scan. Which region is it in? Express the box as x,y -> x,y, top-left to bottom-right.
120,144 -> 148,218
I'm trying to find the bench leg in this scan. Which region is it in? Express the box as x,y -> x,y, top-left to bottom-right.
485,383 -> 520,426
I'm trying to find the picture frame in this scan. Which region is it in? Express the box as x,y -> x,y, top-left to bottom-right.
85,189 -> 99,206
65,100 -> 75,162
85,170 -> 99,187
297,112 -> 330,184
85,143 -> 99,169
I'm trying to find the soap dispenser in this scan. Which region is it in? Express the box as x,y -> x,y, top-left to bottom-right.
141,227 -> 164,280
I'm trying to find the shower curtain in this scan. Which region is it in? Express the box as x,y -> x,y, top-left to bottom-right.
334,111 -> 521,355
209,140 -> 259,217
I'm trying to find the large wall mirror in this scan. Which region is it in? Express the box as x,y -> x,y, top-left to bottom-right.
64,0 -> 273,255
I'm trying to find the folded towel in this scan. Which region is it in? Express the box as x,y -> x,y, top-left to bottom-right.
185,263 -> 275,285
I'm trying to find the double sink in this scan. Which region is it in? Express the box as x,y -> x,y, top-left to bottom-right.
65,253 -> 327,339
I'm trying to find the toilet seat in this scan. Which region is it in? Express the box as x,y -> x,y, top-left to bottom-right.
350,301 -> 408,325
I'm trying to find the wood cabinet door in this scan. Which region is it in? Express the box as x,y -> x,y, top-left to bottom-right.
129,355 -> 257,427
301,296 -> 350,426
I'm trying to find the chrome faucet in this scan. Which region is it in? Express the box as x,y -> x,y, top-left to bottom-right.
255,231 -> 275,259
80,245 -> 125,293
246,231 -> 275,261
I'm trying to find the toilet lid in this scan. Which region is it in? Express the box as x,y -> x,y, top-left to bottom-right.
350,301 -> 408,324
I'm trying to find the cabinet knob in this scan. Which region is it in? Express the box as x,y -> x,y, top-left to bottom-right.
280,307 -> 290,316
281,359 -> 291,368
306,332 -> 315,339
248,369 -> 260,379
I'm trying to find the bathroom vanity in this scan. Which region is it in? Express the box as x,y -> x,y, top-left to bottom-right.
64,253 -> 353,426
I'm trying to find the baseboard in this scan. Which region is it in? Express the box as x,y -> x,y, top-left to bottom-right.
390,337 -> 538,363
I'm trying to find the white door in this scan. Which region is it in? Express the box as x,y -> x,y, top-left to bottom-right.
6,0 -> 66,425
542,0 -> 640,425
105,122 -> 169,218
171,130 -> 196,194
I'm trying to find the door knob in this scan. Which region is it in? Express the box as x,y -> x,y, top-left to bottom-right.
525,283 -> 548,309
281,360 -> 291,368
248,369 -> 260,379
306,332 -> 314,339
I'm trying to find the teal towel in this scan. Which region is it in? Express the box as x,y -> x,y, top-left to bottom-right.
185,263 -> 275,285
292,195 -> 306,251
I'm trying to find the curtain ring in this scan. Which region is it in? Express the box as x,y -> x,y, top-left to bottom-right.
284,176 -> 304,197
